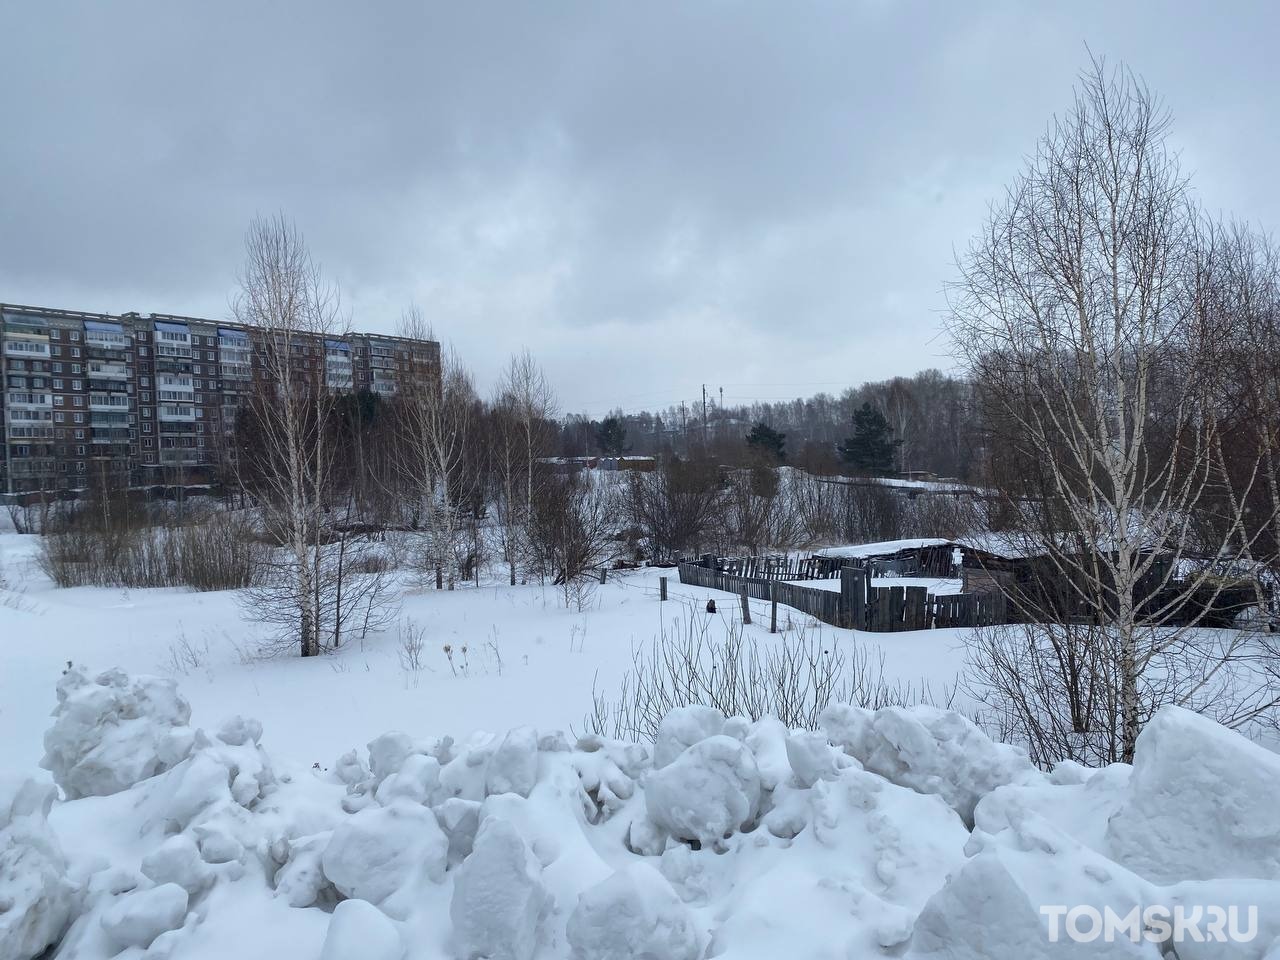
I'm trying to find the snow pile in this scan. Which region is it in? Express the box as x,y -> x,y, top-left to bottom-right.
1106,706 -> 1280,882
39,665 -> 195,799
6,665 -> 1280,959
0,777 -> 75,960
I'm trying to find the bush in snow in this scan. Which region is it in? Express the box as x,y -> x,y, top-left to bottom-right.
450,817 -> 547,960
0,777 -> 75,960
40,665 -> 194,799
645,734 -> 761,846
566,863 -> 701,960
821,703 -> 1036,826
1106,706 -> 1280,883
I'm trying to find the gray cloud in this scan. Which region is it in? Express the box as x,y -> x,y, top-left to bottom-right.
2,1 -> 1277,414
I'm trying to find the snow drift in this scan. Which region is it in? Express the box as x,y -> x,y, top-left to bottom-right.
3,664 -> 1278,959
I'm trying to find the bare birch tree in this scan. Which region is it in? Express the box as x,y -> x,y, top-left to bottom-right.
395,307 -> 477,587
232,214 -> 349,657
950,60 -> 1277,762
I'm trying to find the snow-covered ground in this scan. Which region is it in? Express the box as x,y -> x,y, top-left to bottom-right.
0,533 -> 967,776
5,530 -> 1280,959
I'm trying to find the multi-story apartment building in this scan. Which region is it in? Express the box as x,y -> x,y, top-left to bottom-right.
1,303 -> 440,497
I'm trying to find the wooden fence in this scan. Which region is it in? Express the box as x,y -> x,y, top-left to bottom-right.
677,557 -> 1009,632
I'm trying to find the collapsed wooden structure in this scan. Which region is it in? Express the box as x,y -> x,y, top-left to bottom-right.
677,554 -> 1004,632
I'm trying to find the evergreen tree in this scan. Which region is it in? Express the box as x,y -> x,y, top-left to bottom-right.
744,421 -> 786,462
837,403 -> 900,474
596,416 -> 628,455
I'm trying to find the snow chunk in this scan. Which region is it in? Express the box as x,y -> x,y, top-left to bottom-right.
785,730 -> 845,788
0,777 -> 74,960
822,703 -> 1036,825
140,834 -> 211,897
450,817 -> 547,960
645,735 -> 760,845
654,706 -> 724,769
375,753 -> 441,806
320,898 -> 404,960
322,800 -> 448,919
911,815 -> 1153,959
100,882 -> 189,951
215,715 -> 262,747
274,833 -> 336,909
485,726 -> 539,798
566,863 -> 701,960
40,665 -> 194,799
1106,706 -> 1280,883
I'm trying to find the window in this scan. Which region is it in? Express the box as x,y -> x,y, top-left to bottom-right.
139,346 -> 149,356
54,413 -> 64,423
70,331 -> 80,341
71,348 -> 81,357
49,329 -> 60,340
73,396 -> 84,407
74,430 -> 84,439
75,445 -> 86,455
72,364 -> 82,374
73,414 -> 84,424
144,438 -> 154,448
142,392 -> 152,402
52,379 -> 63,389
140,376 -> 150,386
71,380 -> 82,390
51,346 -> 61,357
143,408 -> 151,418
52,363 -> 62,373
143,422 -> 152,433
54,396 -> 64,407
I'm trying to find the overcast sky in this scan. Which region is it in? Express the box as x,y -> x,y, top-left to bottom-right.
2,2 -> 1277,416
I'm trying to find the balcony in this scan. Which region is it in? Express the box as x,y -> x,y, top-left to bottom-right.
7,392 -> 52,408
86,332 -> 131,351
87,362 -> 128,380
4,339 -> 50,359
7,425 -> 55,440
89,397 -> 131,412
158,404 -> 196,422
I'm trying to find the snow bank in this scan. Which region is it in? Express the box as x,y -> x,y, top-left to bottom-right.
822,703 -> 1039,825
0,777 -> 75,960
12,668 -> 1280,960
40,665 -> 194,800
1106,706 -> 1280,883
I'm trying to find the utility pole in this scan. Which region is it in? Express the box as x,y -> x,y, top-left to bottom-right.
719,386 -> 723,440
702,384 -> 708,449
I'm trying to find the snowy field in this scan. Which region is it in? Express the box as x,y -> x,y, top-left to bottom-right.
4,529 -> 1280,959
0,533 -> 967,775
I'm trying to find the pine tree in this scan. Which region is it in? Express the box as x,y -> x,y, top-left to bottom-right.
596,416 -> 628,455
837,403 -> 900,475
744,421 -> 786,462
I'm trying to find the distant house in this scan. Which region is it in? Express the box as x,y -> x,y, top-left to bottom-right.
538,455 -> 656,475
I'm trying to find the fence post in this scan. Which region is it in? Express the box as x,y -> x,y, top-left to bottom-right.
770,581 -> 778,634
740,590 -> 752,625
659,576 -> 668,601
599,567 -> 608,585
436,565 -> 443,590
839,565 -> 864,630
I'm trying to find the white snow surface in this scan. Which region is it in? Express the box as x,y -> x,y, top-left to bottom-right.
3,532 -> 1279,958
1,662 -> 1278,959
